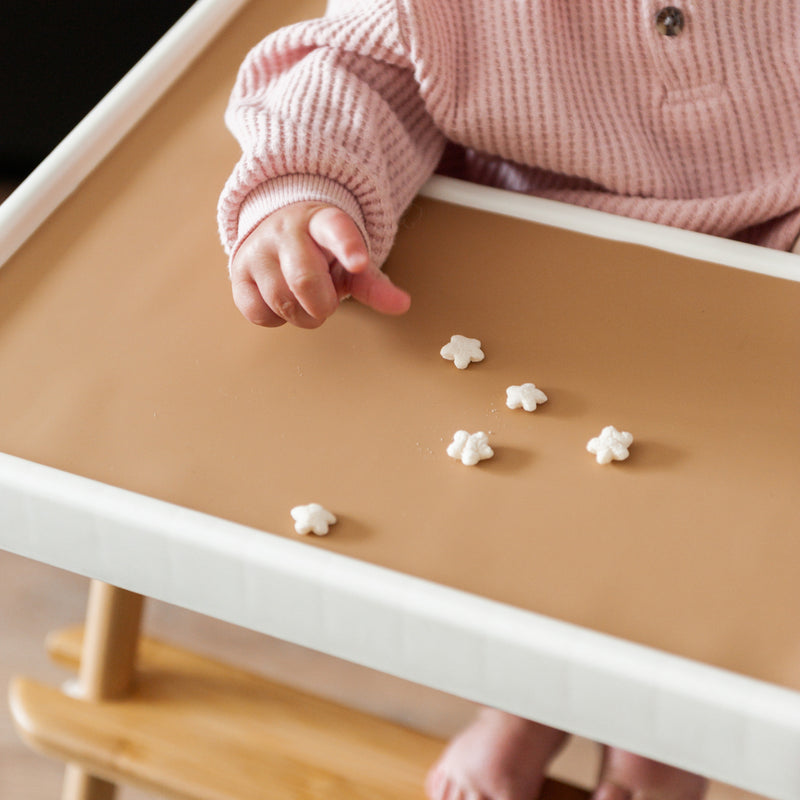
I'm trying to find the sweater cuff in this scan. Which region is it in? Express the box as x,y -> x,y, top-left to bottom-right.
232,174 -> 368,265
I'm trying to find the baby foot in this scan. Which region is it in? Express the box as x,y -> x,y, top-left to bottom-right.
425,708 -> 567,800
593,748 -> 708,800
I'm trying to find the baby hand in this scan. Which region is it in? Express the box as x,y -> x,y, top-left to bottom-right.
229,202 -> 411,328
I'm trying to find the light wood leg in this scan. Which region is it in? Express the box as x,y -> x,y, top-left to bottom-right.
61,580 -> 144,800
62,766 -> 116,800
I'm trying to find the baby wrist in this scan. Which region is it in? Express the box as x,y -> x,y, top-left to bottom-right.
236,174 -> 367,257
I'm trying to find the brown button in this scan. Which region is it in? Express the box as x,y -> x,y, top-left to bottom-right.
655,6 -> 685,37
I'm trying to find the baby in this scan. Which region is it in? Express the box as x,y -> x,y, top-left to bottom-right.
218,1 -> 800,797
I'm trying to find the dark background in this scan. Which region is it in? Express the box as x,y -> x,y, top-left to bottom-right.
1,1 -> 195,179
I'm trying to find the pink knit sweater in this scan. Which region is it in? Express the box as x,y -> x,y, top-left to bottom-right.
218,0 -> 800,265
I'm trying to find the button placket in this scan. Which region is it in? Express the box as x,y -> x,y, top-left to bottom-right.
641,0 -> 723,98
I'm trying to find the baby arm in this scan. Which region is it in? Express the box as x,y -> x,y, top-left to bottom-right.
218,1 -> 448,315
230,202 -> 410,328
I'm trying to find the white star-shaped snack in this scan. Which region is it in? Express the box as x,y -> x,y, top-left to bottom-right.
506,383 -> 548,412
447,430 -> 494,466
586,426 -> 634,465
290,503 -> 337,535
440,335 -> 485,369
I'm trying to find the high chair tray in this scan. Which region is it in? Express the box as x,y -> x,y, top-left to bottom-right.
1,1 -> 799,798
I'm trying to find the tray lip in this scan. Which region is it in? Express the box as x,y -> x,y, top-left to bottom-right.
1,450 -> 799,800
420,176 -> 800,283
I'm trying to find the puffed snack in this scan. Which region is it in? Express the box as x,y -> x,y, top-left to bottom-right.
506,383 -> 548,412
447,430 -> 494,466
440,335 -> 485,369
290,503 -> 337,535
586,426 -> 634,464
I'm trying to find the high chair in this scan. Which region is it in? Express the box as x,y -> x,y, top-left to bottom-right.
2,1 -> 800,799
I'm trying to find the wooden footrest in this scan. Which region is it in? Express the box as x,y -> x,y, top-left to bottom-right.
10,626 -> 589,800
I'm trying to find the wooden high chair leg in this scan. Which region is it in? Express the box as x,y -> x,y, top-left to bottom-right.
61,580 -> 144,800
61,767 -> 117,800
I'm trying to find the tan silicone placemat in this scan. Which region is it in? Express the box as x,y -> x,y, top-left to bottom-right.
1,0 -> 799,692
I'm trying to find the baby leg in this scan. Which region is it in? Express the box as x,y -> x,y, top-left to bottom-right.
425,707 -> 568,800
593,747 -> 708,800
426,709 -> 708,800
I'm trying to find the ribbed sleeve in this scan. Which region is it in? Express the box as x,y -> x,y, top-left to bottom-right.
217,0 -> 446,266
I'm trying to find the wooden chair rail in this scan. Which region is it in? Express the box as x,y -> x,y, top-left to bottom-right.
10,626 -> 589,800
